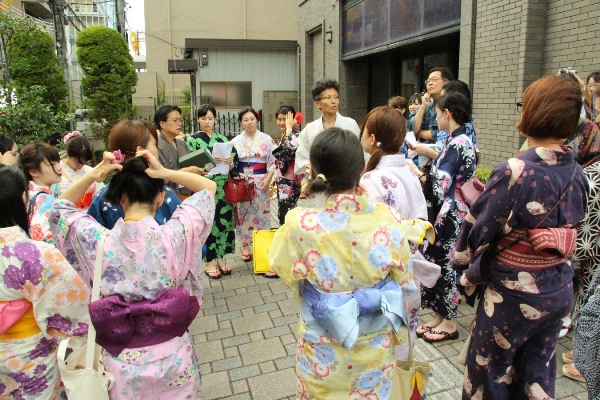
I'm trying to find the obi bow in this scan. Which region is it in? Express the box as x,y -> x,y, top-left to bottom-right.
300,279 -> 406,350
89,289 -> 200,356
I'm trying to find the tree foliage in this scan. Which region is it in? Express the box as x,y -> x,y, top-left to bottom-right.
6,26 -> 68,112
77,26 -> 137,144
0,85 -> 73,145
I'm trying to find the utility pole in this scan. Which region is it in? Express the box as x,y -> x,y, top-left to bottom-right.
114,0 -> 126,38
47,0 -> 70,85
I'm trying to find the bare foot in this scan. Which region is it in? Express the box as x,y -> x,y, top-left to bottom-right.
416,314 -> 444,335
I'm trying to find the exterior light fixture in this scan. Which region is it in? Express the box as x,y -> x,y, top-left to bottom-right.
326,26 -> 333,43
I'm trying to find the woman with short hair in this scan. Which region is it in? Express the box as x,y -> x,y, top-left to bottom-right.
454,75 -> 588,399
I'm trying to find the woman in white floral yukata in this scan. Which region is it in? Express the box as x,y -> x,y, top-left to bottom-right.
19,143 -> 63,244
50,140 -> 216,399
0,165 -> 90,400
230,107 -> 277,261
269,128 -> 412,399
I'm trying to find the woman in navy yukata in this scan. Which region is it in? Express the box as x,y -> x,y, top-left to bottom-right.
454,75 -> 589,399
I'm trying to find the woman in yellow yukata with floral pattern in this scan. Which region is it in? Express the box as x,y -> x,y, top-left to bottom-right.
269,128 -> 412,399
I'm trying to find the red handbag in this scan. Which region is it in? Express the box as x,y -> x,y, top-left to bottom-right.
224,177 -> 256,203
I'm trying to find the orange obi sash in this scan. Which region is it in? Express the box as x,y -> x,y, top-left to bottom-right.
0,300 -> 42,340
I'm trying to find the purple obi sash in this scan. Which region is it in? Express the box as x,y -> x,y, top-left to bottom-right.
88,289 -> 200,356
237,162 -> 267,175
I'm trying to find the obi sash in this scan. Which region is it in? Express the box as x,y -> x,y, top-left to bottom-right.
88,289 -> 200,356
299,279 -> 406,350
0,300 -> 41,339
496,227 -> 577,270
237,161 -> 267,175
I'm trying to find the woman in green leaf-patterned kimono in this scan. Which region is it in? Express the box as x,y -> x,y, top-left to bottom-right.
187,104 -> 235,279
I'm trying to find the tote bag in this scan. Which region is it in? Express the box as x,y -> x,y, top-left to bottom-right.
57,237 -> 114,399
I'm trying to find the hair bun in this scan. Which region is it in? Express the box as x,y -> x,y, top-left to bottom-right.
121,156 -> 149,173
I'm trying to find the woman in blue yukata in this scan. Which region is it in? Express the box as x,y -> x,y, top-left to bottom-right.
454,75 -> 588,399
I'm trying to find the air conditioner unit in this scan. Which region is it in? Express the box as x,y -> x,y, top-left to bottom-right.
167,59 -> 198,74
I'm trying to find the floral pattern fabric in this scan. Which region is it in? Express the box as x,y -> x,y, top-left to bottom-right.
269,194 -> 412,399
454,147 -> 588,399
187,132 -> 236,261
87,184 -> 181,229
59,162 -> 104,204
0,226 -> 90,400
421,126 -> 476,320
231,131 -> 276,247
49,191 -> 215,399
274,129 -> 304,225
27,182 -> 60,245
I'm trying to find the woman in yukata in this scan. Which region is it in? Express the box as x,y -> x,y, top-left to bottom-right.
87,119 -> 182,229
416,91 -> 477,343
267,105 -> 305,278
359,105 -> 438,350
50,148 -> 216,399
60,132 -> 104,210
187,104 -> 235,279
19,143 -> 63,244
269,128 -> 412,398
230,107 -> 277,262
0,165 -> 90,400
453,75 -> 588,399
0,134 -> 18,167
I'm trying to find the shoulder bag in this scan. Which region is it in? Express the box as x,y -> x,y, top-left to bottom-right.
57,236 -> 114,400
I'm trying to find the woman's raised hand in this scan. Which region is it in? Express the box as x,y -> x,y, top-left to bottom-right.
136,150 -> 167,179
285,111 -> 295,131
91,152 -> 123,182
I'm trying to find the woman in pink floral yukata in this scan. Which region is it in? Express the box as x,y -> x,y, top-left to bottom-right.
50,125 -> 216,399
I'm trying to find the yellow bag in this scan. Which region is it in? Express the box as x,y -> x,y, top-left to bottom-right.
252,229 -> 277,274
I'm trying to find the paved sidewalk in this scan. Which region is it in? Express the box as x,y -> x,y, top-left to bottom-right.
191,199 -> 589,400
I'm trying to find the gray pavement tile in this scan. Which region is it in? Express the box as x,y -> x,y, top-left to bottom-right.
239,337 -> 287,365
203,305 -> 228,317
427,358 -> 463,394
284,342 -> 297,356
436,343 -> 460,359
248,369 -> 296,400
263,293 -> 289,303
555,377 -> 589,399
427,387 -> 463,400
207,327 -> 234,342
259,360 -> 277,373
220,394 -> 252,400
217,310 -> 242,322
214,298 -> 226,306
231,379 -> 249,395
189,314 -> 219,335
269,309 -> 283,319
274,355 -> 296,370
241,307 -> 255,317
250,331 -> 264,342
222,334 -> 250,348
200,362 -> 211,375
213,288 -> 238,300
221,275 -> 259,291
281,333 -> 296,345
267,280 -> 290,294
278,298 -> 300,316
225,347 -> 239,358
212,356 -> 243,373
226,292 -> 265,311
246,282 -> 271,293
202,371 -> 233,399
232,312 -> 275,335
253,302 -> 279,313
197,339 -> 225,364
229,364 -> 261,381
235,287 -> 248,295
260,289 -> 273,297
191,333 -> 206,344
414,339 -> 446,361
263,325 -> 292,339
273,314 -> 299,327
219,319 -> 232,330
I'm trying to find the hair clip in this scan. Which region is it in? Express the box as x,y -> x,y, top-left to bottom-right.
376,142 -> 382,148
63,131 -> 81,143
316,173 -> 328,182
112,150 -> 126,164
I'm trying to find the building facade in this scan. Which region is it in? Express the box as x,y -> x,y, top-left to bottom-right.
143,0 -> 299,135
298,0 -> 600,168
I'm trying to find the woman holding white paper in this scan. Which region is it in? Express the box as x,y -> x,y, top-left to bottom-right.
187,104 -> 235,279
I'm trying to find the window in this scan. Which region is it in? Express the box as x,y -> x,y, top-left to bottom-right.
200,82 -> 252,109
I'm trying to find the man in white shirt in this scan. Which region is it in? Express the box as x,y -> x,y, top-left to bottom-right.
294,79 -> 361,174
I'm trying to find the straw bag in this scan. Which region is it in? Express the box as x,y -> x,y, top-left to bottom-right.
57,237 -> 114,399
391,308 -> 431,399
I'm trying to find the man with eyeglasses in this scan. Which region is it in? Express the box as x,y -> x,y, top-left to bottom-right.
154,104 -> 204,196
413,67 -> 455,143
294,78 -> 361,175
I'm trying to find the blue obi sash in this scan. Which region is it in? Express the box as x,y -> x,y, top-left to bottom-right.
299,279 -> 407,350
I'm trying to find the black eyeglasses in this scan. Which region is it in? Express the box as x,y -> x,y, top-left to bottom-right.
516,102 -> 523,113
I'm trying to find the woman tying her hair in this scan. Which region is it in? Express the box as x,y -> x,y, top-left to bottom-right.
0,165 -> 90,400
60,132 -> 103,209
19,143 -> 63,244
50,148 -> 216,398
87,119 -> 182,229
269,128 -> 411,398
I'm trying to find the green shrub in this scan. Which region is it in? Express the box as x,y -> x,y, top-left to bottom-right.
476,167 -> 492,183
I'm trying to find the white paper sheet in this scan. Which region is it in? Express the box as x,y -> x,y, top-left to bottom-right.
405,131 -> 417,147
208,142 -> 234,175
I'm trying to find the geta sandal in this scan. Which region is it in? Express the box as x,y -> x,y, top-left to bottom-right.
562,351 -> 573,364
264,269 -> 279,278
562,364 -> 585,382
416,324 -> 433,338
241,252 -> 252,262
422,329 -> 459,343
205,268 -> 222,279
217,262 -> 232,275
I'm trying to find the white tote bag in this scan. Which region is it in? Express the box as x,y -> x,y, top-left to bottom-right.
57,237 -> 114,399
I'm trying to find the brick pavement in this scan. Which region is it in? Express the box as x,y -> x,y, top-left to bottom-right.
192,198 -> 589,400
